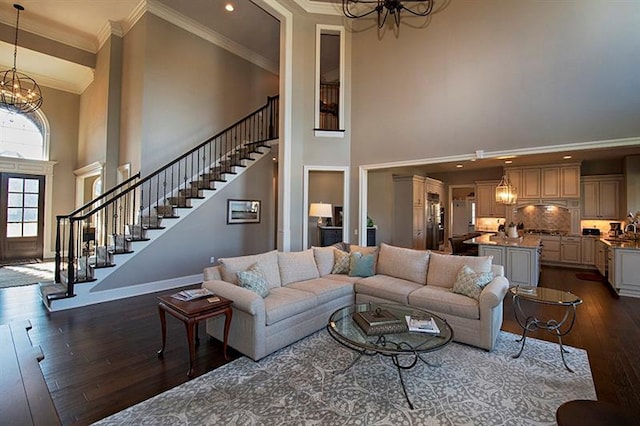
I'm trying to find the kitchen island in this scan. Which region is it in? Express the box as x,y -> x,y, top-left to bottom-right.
464,233 -> 542,287
599,237 -> 640,298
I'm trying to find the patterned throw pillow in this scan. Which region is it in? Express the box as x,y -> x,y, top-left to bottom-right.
237,262 -> 270,298
348,252 -> 376,277
452,264 -> 494,300
332,249 -> 351,274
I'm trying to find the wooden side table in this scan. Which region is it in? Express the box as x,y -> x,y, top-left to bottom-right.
157,293 -> 233,378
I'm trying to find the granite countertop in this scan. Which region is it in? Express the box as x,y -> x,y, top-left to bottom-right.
600,237 -> 640,250
464,233 -> 542,248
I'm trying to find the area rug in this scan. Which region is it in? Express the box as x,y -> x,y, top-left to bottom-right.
0,261 -> 55,289
575,272 -> 605,282
95,330 -> 596,425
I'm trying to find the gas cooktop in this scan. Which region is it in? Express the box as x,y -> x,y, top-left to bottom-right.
524,229 -> 568,236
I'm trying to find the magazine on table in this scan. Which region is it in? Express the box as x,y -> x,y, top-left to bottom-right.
171,288 -> 215,301
404,315 -> 440,334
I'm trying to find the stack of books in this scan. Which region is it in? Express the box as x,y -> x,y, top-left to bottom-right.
353,308 -> 408,336
171,288 -> 214,301
404,315 -> 441,334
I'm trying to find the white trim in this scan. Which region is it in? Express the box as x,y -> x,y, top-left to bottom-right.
358,166 -> 368,246
314,24 -> 346,133
314,130 -> 346,138
117,163 -> 132,184
255,0 -> 293,251
293,0 -> 342,15
74,161 -> 104,209
0,157 -> 57,259
143,0 -> 278,75
97,21 -> 124,51
303,165 -> 350,248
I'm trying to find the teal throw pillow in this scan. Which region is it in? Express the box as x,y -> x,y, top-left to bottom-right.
348,252 -> 376,277
452,264 -> 494,300
237,262 -> 270,298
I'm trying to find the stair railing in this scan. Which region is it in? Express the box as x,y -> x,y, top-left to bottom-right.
53,95 -> 279,298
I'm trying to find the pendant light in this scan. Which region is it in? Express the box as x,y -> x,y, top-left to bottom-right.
495,174 -> 517,205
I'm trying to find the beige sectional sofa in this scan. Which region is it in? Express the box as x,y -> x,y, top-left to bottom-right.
202,243 -> 509,361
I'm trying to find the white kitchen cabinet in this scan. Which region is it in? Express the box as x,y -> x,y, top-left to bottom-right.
581,237 -> 596,265
560,166 -> 581,198
479,245 -> 539,286
582,175 -> 623,219
393,175 -> 426,249
595,240 -> 607,276
541,167 -> 560,198
521,168 -> 541,199
539,235 -> 561,262
560,236 -> 582,264
610,249 -> 640,297
608,249 -> 615,287
506,164 -> 581,200
475,181 -> 505,218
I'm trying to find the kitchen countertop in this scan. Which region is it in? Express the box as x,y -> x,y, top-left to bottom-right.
463,233 -> 541,248
600,237 -> 640,250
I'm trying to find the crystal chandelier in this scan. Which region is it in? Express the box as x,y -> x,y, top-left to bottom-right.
342,0 -> 435,29
0,4 -> 43,114
495,174 -> 517,205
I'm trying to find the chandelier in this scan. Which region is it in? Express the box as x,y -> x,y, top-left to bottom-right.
0,4 -> 43,114
342,0 -> 435,29
495,174 -> 517,205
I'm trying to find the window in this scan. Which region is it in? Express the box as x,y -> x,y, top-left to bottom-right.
7,177 -> 40,237
315,25 -> 345,137
0,108 -> 46,160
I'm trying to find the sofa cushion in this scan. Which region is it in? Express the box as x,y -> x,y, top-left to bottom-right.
355,275 -> 423,304
376,243 -> 430,284
312,246 -> 335,276
278,250 -> 320,285
332,249 -> 350,274
263,287 -> 318,325
426,252 -> 493,289
452,265 -> 494,300
237,263 -> 270,298
408,285 -> 480,320
219,250 -> 281,288
287,277 -> 354,304
324,274 -> 361,284
349,252 -> 376,277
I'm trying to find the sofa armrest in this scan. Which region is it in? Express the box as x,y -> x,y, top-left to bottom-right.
479,275 -> 509,310
202,279 -> 264,316
203,265 -> 223,281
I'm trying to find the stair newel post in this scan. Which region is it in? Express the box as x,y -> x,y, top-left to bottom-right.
55,216 -> 62,283
67,218 -> 76,294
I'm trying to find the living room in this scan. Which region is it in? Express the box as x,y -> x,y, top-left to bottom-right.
0,0 -> 639,424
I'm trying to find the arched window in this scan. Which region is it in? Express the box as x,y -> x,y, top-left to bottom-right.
0,108 -> 46,160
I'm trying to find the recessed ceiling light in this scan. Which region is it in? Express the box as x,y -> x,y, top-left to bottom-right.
504,160 -> 513,164
456,164 -> 463,168
563,155 -> 572,159
225,3 -> 235,12
497,155 -> 516,160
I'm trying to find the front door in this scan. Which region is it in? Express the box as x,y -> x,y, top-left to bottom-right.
0,173 -> 45,261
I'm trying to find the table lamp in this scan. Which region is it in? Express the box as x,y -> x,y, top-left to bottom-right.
309,202 -> 333,226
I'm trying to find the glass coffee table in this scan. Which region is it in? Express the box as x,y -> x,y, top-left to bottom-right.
510,286 -> 583,372
327,303 -> 453,409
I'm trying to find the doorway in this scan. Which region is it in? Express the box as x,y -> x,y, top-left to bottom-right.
0,173 -> 45,261
449,185 -> 476,237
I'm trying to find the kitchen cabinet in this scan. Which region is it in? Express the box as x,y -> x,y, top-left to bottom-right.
393,175 -> 425,249
475,181 -> 505,218
478,244 -> 540,287
581,237 -> 596,266
560,236 -> 581,264
595,240 -> 607,276
506,164 -> 581,200
539,235 -> 561,263
609,248 -> 640,297
582,175 -> 623,220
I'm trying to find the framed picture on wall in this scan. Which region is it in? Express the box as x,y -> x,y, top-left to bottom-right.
227,199 -> 261,224
334,206 -> 343,227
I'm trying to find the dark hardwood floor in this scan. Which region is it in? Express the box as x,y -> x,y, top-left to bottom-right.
1,266 -> 639,425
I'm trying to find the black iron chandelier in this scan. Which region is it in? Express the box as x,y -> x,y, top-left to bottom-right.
342,0 -> 435,29
0,4 -> 43,114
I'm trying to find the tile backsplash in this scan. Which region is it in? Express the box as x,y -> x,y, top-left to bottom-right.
513,205 -> 570,231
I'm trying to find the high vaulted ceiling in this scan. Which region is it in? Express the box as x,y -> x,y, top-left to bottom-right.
0,0 -> 280,93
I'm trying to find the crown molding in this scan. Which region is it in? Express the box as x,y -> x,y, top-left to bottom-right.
292,0 -> 342,15
144,0 -> 278,74
0,60 -> 93,94
97,21 -> 124,50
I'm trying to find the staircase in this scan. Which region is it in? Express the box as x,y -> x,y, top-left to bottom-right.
40,96 -> 279,311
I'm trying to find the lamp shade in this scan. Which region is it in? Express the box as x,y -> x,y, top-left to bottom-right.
309,202 -> 332,218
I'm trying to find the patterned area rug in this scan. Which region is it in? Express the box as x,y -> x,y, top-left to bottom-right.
0,261 -> 55,289
95,330 -> 596,425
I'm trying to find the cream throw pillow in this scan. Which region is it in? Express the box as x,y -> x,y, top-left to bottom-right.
312,246 -> 336,276
452,264 -> 494,300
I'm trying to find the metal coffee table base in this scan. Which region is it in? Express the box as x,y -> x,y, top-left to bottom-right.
338,335 -> 441,410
